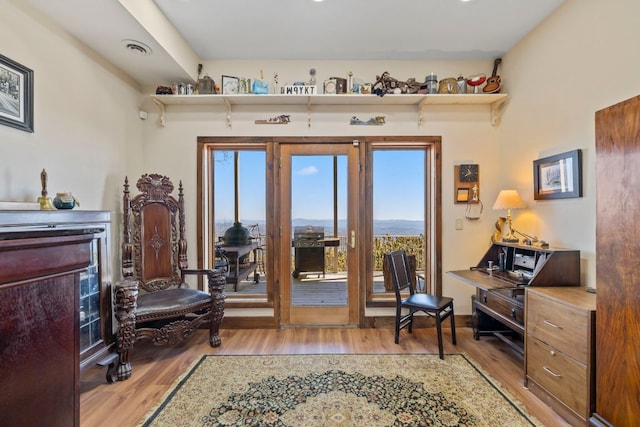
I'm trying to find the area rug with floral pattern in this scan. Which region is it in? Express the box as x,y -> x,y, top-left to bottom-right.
140,354 -> 540,426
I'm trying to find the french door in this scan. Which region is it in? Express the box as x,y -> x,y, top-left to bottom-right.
278,141 -> 360,326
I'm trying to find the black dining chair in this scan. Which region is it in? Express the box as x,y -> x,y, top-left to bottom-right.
385,249 -> 456,359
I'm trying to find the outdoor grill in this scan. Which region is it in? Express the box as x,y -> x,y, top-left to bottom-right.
291,225 -> 339,278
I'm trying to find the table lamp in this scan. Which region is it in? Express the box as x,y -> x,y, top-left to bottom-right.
492,189 -> 526,242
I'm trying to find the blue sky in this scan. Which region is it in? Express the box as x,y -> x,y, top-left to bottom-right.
214,149 -> 425,223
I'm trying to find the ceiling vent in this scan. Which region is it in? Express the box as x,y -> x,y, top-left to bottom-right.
122,39 -> 152,56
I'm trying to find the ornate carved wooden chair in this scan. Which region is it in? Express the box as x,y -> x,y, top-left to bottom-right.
385,249 -> 456,359
114,174 -> 225,381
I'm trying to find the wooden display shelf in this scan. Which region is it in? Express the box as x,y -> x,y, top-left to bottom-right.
150,92 -> 508,127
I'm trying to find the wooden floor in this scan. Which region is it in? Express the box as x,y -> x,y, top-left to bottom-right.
80,327 -> 570,427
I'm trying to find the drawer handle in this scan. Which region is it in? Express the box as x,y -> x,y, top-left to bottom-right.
511,308 -> 517,319
543,366 -> 562,378
483,295 -> 487,303
543,319 -> 563,329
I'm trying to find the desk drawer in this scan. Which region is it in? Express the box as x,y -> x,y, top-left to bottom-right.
527,291 -> 590,363
527,336 -> 588,417
478,288 -> 524,327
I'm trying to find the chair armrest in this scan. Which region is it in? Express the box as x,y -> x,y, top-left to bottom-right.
114,279 -> 139,315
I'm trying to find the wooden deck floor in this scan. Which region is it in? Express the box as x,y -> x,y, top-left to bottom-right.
232,271 -> 386,305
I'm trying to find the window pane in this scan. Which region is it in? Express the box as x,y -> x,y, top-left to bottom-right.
373,150 -> 425,293
213,150 -> 266,295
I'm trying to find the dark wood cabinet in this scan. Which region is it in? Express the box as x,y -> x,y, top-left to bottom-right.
448,241 -> 580,354
591,95 -> 640,426
0,210 -> 113,426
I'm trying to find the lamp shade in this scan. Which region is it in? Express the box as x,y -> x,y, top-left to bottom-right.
493,190 -> 526,210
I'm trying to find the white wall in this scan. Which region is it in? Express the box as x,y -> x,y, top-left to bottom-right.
498,0 -> 640,288
0,0 -> 145,275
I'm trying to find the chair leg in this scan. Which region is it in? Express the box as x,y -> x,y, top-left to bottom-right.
394,311 -> 401,344
449,303 -> 457,346
435,313 -> 444,360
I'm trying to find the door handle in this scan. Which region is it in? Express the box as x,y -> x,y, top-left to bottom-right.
349,230 -> 356,249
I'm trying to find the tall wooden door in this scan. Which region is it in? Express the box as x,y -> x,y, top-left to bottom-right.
592,95 -> 640,426
278,141 -> 360,326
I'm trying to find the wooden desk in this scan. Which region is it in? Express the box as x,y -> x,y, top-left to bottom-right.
448,241 -> 580,355
220,241 -> 259,291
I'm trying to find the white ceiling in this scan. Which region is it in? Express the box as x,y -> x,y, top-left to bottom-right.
23,0 -> 565,87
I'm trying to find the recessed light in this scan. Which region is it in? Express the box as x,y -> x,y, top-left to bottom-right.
122,39 -> 152,56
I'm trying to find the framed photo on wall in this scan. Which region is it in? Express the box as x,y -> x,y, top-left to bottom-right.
0,54 -> 34,133
533,149 -> 582,200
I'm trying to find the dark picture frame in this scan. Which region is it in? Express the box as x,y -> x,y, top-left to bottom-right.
0,54 -> 34,133
533,149 -> 582,200
221,75 -> 239,95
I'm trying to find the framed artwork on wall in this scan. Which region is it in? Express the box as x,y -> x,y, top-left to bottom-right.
0,54 -> 34,133
533,149 -> 582,200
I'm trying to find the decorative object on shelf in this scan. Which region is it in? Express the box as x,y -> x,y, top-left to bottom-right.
456,74 -> 467,94
53,192 -> 79,209
252,70 -> 269,94
254,115 -> 290,124
438,77 -> 458,94
454,164 -> 480,205
425,73 -> 438,94
37,168 -> 55,210
467,74 -> 487,94
272,72 -> 279,94
221,75 -> 239,94
282,85 -> 317,95
349,116 -> 385,125
155,85 -> 172,95
347,71 -> 353,93
0,53 -> 34,133
372,71 -> 422,96
309,68 -> 316,86
331,77 -> 348,94
238,78 -> 248,94
198,74 -> 216,94
323,78 -> 337,94
193,63 -> 202,95
492,189 -> 526,242
533,149 -> 582,200
483,58 -> 502,94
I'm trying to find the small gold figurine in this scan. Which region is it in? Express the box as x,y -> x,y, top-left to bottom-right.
37,168 -> 55,210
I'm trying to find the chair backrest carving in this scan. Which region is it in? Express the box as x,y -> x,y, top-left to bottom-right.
122,174 -> 188,293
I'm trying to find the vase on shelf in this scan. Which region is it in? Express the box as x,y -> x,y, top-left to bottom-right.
53,192 -> 79,209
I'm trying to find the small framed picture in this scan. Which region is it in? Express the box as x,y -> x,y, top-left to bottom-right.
456,188 -> 470,203
533,149 -> 582,200
221,75 -> 239,95
0,54 -> 34,133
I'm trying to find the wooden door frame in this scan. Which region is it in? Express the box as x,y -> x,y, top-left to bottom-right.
277,137 -> 360,327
